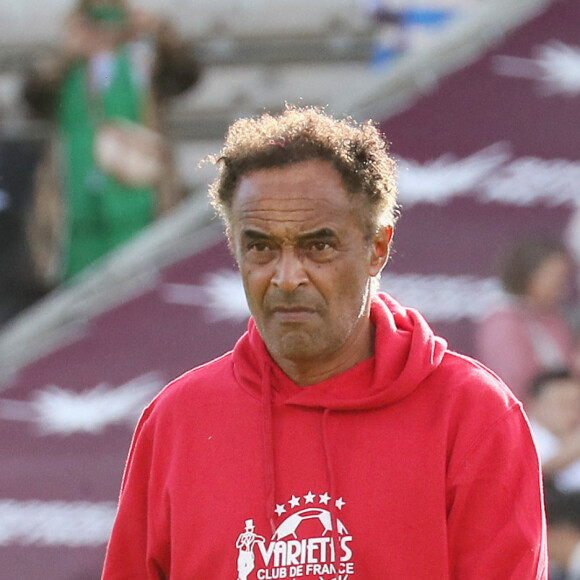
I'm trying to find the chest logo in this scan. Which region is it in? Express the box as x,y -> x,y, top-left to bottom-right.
235,491 -> 354,580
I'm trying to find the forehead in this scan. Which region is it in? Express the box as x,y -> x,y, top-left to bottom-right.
230,160 -> 363,235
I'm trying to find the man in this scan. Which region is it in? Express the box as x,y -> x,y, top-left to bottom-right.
102,106 -> 547,578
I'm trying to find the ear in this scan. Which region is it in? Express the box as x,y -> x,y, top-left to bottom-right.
369,226 -> 393,277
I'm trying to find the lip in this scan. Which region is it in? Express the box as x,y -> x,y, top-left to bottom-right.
271,306 -> 316,323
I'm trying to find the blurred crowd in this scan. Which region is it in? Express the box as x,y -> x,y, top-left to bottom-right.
0,0 -> 201,326
475,236 -> 580,580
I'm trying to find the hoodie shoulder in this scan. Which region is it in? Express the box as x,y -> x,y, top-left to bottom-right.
425,350 -> 536,486
145,351 -> 237,416
429,349 -> 523,428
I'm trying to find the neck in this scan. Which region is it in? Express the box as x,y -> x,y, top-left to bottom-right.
275,318 -> 375,387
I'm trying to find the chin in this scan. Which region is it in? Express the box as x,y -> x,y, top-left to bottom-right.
273,335 -> 317,361
271,330 -> 343,365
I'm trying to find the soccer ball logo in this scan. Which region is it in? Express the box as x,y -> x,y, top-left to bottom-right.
272,508 -> 348,541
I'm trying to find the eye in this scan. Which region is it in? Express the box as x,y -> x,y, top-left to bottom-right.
310,241 -> 331,252
244,239 -> 277,264
305,240 -> 336,262
248,241 -> 271,252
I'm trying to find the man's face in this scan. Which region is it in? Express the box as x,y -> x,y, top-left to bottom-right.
229,160 -> 389,375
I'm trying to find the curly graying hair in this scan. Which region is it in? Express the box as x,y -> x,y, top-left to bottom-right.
208,106 -> 399,235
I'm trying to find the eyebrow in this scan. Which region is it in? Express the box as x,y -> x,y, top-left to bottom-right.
297,228 -> 337,241
240,228 -> 337,242
240,229 -> 271,241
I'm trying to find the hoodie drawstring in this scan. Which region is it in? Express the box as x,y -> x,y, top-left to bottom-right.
262,365 -> 341,560
322,408 -> 341,564
261,362 -> 277,535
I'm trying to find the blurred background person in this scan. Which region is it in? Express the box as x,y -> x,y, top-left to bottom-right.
545,488 -> 580,580
528,368 -> 580,493
475,237 -> 577,404
22,0 -> 201,289
0,133 -> 45,325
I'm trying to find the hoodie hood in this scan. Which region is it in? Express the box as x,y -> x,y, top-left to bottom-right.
232,292 -> 447,410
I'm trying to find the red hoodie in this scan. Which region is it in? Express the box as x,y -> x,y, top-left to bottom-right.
102,293 -> 547,579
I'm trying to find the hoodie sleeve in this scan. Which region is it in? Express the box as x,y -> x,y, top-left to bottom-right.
101,404 -> 170,580
446,403 -> 548,579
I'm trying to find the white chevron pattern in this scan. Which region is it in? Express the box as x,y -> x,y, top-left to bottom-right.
0,500 -> 116,547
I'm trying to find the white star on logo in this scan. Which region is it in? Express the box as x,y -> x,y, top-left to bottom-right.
319,493 -> 331,505
289,495 -> 301,508
275,504 -> 286,516
335,497 -> 346,510
304,491 -> 316,504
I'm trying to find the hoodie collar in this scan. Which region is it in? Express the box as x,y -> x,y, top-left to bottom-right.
232,292 -> 447,410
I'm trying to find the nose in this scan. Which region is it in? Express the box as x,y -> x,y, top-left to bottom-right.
271,247 -> 308,292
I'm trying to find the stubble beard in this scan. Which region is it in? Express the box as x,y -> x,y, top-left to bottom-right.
261,311 -> 359,370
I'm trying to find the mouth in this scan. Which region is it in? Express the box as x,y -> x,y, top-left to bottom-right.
270,306 -> 317,323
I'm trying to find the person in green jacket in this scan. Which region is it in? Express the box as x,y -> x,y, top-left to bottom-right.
23,0 -> 200,285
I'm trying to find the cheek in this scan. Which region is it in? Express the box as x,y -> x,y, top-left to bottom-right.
325,263 -> 371,307
241,266 -> 271,303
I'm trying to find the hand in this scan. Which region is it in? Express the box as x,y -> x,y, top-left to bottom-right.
31,16 -> 97,80
130,8 -> 161,36
62,13 -> 131,60
62,15 -> 97,60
